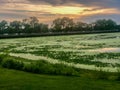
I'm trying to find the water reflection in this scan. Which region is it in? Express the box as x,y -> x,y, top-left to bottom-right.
89,48 -> 120,53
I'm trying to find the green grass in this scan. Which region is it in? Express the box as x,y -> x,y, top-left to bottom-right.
0,67 -> 120,90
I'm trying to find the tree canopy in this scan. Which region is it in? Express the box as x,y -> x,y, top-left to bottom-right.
0,17 -> 119,35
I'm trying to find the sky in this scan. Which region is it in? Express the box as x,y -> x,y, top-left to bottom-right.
0,0 -> 120,24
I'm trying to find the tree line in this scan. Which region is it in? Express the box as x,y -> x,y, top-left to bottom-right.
0,17 -> 120,35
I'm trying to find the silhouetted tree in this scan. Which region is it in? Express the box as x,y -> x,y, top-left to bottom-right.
0,17 -> 119,35
52,17 -> 74,32
0,20 -> 8,34
74,22 -> 88,31
10,21 -> 22,34
93,19 -> 117,30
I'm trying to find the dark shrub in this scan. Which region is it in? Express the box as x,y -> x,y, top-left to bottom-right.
0,56 -> 3,64
52,63 -> 78,76
0,54 -> 7,64
23,62 -> 40,73
23,61 -> 55,74
1,58 -> 24,70
22,60 -> 78,76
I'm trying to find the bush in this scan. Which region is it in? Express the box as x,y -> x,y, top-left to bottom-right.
0,56 -> 3,64
0,54 -> 7,64
53,64 -> 78,76
0,55 -> 120,81
0,56 -> 79,76
1,58 -> 24,70
23,62 -> 41,73
95,72 -> 108,80
22,61 -> 79,76
116,72 -> 120,81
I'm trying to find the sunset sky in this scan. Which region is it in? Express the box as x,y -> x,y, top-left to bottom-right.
0,0 -> 120,24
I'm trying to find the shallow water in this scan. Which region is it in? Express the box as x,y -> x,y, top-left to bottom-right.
1,33 -> 120,72
88,47 -> 120,53
92,59 -> 120,64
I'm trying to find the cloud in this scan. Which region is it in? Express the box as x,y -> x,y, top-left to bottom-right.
79,14 -> 120,24
0,12 -> 28,21
0,0 -> 120,24
27,0 -> 120,9
0,0 -> 29,4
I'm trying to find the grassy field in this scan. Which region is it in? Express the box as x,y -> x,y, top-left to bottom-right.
0,67 -> 120,90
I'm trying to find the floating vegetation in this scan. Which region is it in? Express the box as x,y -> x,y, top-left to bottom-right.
0,32 -> 120,72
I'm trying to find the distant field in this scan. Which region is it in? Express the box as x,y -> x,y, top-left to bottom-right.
0,32 -> 120,72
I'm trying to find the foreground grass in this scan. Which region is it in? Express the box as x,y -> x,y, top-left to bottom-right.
0,67 -> 120,90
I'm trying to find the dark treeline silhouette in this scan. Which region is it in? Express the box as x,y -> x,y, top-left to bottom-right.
0,17 -> 120,35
